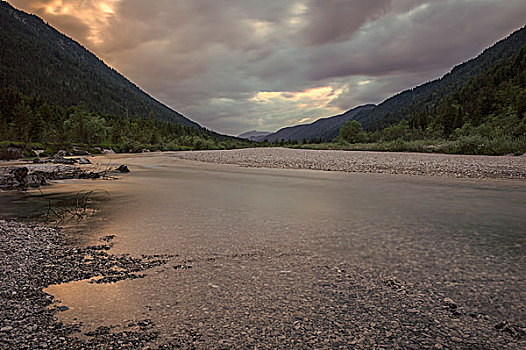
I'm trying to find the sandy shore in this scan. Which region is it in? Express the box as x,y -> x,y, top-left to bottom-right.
173,148 -> 526,179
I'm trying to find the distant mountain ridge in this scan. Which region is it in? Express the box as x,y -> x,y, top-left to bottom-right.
260,104 -> 375,142
238,130 -> 272,141
0,1 -> 198,127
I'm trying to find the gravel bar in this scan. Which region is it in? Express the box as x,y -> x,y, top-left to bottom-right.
173,148 -> 526,179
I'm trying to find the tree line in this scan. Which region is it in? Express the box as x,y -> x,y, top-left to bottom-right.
0,87 -> 250,155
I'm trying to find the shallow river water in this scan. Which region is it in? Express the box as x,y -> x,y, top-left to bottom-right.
3,152 -> 525,346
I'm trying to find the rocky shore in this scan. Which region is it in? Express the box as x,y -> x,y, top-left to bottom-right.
0,162 -> 130,191
173,148 -> 526,179
0,220 -> 169,349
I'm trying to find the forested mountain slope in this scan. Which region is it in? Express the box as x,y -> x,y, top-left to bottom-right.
354,26 -> 526,131
0,1 -> 197,127
0,2 -> 250,153
424,44 -> 526,137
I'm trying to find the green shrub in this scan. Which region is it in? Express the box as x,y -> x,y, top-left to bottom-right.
442,135 -> 526,155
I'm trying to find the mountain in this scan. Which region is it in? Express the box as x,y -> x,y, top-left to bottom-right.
0,1 -> 198,127
262,104 -> 375,143
264,26 -> 526,143
427,43 -> 526,138
352,26 -> 526,131
0,1 -> 247,152
238,130 -> 272,141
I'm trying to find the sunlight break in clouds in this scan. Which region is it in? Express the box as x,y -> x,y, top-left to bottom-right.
357,80 -> 371,86
38,0 -> 119,44
251,86 -> 344,109
246,86 -> 345,129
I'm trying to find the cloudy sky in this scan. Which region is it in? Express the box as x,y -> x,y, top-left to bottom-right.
8,0 -> 526,135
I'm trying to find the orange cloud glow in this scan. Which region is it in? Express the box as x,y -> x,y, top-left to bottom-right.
36,0 -> 120,44
250,86 -> 343,109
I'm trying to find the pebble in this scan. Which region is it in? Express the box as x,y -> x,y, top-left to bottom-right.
0,220 -> 167,349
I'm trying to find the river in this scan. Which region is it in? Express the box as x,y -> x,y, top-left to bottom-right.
2,152 -> 525,347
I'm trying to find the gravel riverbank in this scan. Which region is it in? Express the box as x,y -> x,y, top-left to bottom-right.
0,220 -> 169,349
173,148 -> 526,179
1,219 -> 524,349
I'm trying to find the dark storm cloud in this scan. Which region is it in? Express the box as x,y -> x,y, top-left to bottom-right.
7,0 -> 526,135
302,0 -> 391,45
308,1 -> 526,81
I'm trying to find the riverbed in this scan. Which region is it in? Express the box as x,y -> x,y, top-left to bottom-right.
1,151 -> 525,349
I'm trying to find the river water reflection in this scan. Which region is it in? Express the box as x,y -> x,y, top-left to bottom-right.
4,153 -> 525,342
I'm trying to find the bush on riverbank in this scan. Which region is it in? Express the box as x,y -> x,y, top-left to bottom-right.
288,135 -> 526,156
